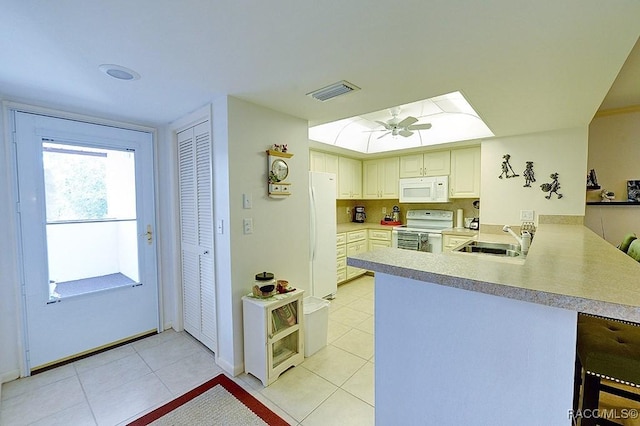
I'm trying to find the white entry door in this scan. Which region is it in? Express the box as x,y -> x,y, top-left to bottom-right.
13,111 -> 159,372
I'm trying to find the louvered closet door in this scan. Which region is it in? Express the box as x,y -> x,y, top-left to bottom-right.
177,121 -> 217,353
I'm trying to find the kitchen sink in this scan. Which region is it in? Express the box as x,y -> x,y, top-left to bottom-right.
454,241 -> 521,257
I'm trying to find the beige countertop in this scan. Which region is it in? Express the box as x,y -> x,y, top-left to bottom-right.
337,222 -> 398,233
348,224 -> 640,322
442,228 -> 479,237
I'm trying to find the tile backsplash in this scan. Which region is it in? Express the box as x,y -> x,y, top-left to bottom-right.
336,198 -> 479,225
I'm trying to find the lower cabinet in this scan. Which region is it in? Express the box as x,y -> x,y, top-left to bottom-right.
242,290 -> 304,386
346,230 -> 367,281
368,229 -> 392,251
337,227 -> 394,283
336,233 -> 347,283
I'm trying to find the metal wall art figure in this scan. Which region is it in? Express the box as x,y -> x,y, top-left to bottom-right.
498,154 -> 519,179
540,172 -> 563,199
523,161 -> 535,187
587,169 -> 598,187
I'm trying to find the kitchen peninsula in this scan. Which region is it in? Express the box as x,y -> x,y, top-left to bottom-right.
348,223 -> 640,425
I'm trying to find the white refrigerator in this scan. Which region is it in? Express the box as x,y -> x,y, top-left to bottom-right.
309,171 -> 337,299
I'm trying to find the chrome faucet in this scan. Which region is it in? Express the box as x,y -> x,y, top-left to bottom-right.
503,225 -> 531,254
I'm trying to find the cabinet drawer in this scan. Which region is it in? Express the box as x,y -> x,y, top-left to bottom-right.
368,229 -> 392,241
337,268 -> 347,283
336,245 -> 347,259
336,257 -> 347,270
347,230 -> 366,243
336,233 -> 346,246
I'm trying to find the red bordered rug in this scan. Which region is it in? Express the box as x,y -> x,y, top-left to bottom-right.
127,374 -> 289,426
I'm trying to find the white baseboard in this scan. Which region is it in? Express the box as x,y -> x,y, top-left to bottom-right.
1,369 -> 21,395
216,356 -> 244,377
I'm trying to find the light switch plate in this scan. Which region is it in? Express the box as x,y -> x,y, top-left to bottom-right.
520,210 -> 535,221
243,218 -> 253,234
243,193 -> 252,209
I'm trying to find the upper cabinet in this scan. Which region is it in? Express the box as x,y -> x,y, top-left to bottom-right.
310,146 -> 480,201
450,146 -> 481,198
309,150 -> 339,197
363,157 -> 399,199
309,150 -> 338,176
399,151 -> 451,178
338,156 -> 362,199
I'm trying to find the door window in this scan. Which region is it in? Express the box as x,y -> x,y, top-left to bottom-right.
43,142 -> 140,300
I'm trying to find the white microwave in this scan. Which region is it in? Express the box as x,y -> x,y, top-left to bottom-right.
399,176 -> 449,203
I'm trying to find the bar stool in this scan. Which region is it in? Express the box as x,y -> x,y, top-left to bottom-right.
627,239 -> 640,262
618,233 -> 637,253
575,313 -> 640,426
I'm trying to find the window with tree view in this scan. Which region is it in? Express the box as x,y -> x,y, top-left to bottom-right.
43,141 -> 140,300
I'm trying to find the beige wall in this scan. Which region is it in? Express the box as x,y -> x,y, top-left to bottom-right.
586,110 -> 640,244
480,127 -> 588,226
213,96 -> 311,374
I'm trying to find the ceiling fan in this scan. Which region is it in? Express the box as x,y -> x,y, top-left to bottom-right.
369,108 -> 432,139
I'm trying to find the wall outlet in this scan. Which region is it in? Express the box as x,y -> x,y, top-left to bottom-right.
520,210 -> 535,221
382,207 -> 387,214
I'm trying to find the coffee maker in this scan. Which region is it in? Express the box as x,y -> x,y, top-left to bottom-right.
353,206 -> 366,223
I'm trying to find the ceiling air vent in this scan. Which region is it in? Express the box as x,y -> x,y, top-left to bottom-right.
307,80 -> 360,101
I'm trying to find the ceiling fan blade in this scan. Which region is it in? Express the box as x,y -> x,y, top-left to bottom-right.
399,130 -> 414,137
375,120 -> 392,130
377,131 -> 391,139
397,116 -> 418,128
407,123 -> 432,130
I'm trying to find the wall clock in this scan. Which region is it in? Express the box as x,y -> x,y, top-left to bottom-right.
271,159 -> 289,182
266,149 -> 293,197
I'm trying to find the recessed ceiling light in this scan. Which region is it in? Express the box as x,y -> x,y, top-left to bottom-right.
98,64 -> 140,81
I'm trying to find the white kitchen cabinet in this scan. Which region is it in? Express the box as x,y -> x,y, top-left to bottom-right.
309,150 -> 339,175
177,120 -> 217,354
346,230 -> 367,280
242,290 -> 304,386
368,229 -> 392,251
399,151 -> 450,178
363,157 -> 399,199
338,157 -> 362,199
336,232 -> 347,283
310,150 -> 339,197
450,146 -> 481,198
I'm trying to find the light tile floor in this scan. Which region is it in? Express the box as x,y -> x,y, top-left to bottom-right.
0,275 -> 375,426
